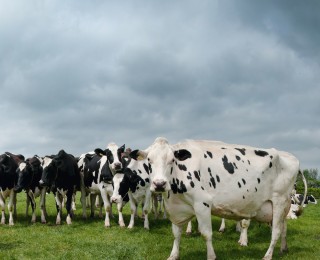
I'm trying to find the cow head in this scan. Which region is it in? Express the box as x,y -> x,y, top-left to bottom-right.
94,143 -> 125,175
39,156 -> 56,187
15,156 -> 43,192
14,162 -> 33,192
130,137 -> 191,193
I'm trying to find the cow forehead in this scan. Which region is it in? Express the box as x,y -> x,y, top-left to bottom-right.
42,157 -> 53,167
19,162 -> 27,171
147,142 -> 174,163
107,143 -> 119,153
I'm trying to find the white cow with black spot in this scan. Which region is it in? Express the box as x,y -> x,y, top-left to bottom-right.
131,137 -> 301,260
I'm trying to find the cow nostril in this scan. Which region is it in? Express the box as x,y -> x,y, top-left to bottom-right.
153,181 -> 166,191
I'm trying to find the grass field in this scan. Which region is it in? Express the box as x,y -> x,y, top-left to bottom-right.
0,193 -> 319,260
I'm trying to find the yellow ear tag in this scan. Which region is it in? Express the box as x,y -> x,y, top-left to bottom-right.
137,155 -> 144,161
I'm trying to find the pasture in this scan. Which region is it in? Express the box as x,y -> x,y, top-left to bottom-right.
1,193 -> 319,260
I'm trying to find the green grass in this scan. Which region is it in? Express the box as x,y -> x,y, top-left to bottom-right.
1,193 -> 319,260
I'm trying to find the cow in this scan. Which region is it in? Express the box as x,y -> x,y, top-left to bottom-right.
0,152 -> 24,225
39,150 -> 83,225
306,195 -> 317,204
14,155 -> 48,223
130,137 -> 301,260
111,150 -> 152,229
293,193 -> 316,207
77,143 -> 125,227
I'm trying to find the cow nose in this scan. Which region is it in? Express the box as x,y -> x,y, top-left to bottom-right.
114,162 -> 121,169
153,180 -> 167,191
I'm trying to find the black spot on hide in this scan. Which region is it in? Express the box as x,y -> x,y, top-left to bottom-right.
257,178 -> 260,183
216,175 -> 220,182
178,164 -> 187,171
190,181 -> 195,188
203,202 -> 209,208
269,162 -> 272,168
242,178 -> 246,185
238,182 -> 241,188
206,151 -> 213,158
235,155 -> 241,161
255,150 -> 269,157
222,155 -> 235,174
194,171 -> 201,182
235,148 -> 246,155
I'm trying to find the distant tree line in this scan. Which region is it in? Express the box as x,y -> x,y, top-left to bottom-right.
296,168 -> 320,198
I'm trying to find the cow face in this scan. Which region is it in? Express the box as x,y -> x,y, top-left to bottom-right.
111,173 -> 128,204
94,143 -> 125,175
39,157 -> 56,187
132,137 -> 181,192
14,162 -> 33,192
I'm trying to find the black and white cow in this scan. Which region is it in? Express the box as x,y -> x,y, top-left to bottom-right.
111,150 -> 152,229
39,150 -> 82,225
131,137 -> 301,260
306,195 -> 317,204
77,143 -> 125,227
0,152 -> 24,225
14,156 -> 48,223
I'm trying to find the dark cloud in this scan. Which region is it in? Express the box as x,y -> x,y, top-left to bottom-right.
0,1 -> 319,169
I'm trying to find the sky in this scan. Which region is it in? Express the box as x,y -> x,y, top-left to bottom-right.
1,0 -> 319,170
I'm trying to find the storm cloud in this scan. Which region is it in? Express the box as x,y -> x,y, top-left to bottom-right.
0,0 -> 319,169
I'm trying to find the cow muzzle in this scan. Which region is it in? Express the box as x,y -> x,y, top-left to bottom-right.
153,180 -> 167,192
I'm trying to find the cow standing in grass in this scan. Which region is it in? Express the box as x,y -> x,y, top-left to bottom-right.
39,150 -> 83,225
14,155 -> 48,223
77,143 -> 125,227
131,137 -> 301,260
0,152 -> 24,225
111,150 -> 152,229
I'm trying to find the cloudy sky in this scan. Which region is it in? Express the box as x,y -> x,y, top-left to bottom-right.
1,0 -> 319,170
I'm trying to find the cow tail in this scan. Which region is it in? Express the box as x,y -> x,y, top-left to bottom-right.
295,170 -> 308,217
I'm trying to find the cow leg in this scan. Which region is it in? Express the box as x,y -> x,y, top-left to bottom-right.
8,190 -> 15,226
27,190 -> 37,223
65,189 -> 74,225
0,194 -> 6,224
80,183 -> 87,219
194,204 -> 216,260
26,194 -> 30,217
152,194 -> 159,219
142,191 -> 152,230
128,199 -> 137,229
90,194 -> 96,218
263,200 -> 287,260
168,223 -> 183,260
40,188 -> 47,223
238,219 -> 250,246
100,192 -> 111,227
55,193 -> 63,225
71,192 -> 76,211
13,192 -> 17,219
186,220 -> 192,235
117,202 -> 125,227
280,219 -> 288,254
219,218 -> 226,233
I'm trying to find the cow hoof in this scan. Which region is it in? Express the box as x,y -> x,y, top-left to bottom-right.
186,231 -> 192,236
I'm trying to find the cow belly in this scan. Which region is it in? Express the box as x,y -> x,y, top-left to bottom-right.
211,200 -> 273,223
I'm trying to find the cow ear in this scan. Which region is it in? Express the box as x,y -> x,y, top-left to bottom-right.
130,150 -> 147,161
119,144 -> 125,152
94,148 -> 105,157
174,149 -> 192,161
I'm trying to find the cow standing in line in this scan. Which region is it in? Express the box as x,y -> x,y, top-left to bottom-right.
39,150 -> 83,225
111,150 -> 152,229
77,143 -> 125,227
0,152 -> 24,225
14,155 -> 48,223
131,137 -> 301,260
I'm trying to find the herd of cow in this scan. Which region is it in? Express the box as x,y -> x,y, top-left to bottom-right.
0,137 -> 317,260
